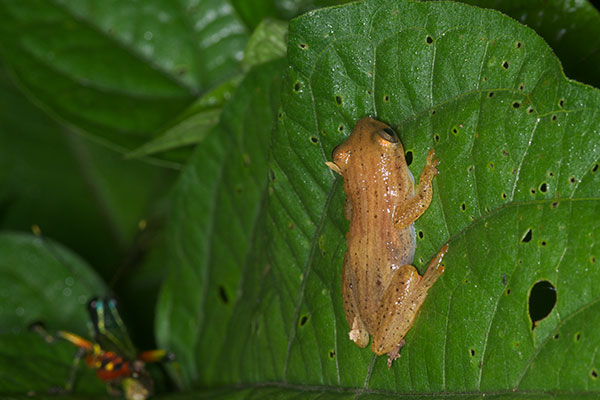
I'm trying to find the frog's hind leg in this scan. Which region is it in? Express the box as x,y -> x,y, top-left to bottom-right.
394,149 -> 440,230
371,244 -> 449,362
370,265 -> 420,357
341,261 -> 369,348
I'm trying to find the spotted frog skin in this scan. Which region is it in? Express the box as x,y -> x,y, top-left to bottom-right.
326,117 -> 448,367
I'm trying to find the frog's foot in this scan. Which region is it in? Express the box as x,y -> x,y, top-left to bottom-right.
348,317 -> 369,348
425,148 -> 440,170
386,339 -> 406,369
393,148 -> 441,230
420,244 -> 449,288
325,161 -> 342,175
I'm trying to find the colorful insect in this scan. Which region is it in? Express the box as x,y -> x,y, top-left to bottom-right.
33,297 -> 174,400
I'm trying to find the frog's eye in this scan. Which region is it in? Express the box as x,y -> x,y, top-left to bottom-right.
377,127 -> 399,144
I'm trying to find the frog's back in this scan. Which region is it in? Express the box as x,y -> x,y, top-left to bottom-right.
333,117 -> 416,332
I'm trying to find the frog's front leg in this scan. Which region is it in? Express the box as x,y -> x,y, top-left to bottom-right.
371,244 -> 448,366
394,149 -> 440,230
341,258 -> 369,348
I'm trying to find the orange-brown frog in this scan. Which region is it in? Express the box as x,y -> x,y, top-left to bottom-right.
326,117 -> 448,367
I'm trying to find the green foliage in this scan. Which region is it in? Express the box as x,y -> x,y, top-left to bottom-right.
0,0 -> 599,399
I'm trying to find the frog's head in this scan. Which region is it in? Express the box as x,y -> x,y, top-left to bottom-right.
326,117 -> 402,175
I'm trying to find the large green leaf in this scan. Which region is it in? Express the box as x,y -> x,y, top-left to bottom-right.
156,59 -> 285,388
0,0 -> 248,150
158,0 -> 600,397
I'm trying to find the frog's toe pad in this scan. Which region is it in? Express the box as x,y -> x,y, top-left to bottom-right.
349,318 -> 369,347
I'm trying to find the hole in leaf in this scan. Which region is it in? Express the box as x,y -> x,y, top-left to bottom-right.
540,240 -> 547,246
552,114 -> 557,121
518,83 -> 525,91
384,95 -> 390,102
512,101 -> 521,108
548,171 -> 555,178
539,182 -> 548,192
569,176 -> 576,184
528,280 -> 556,330
293,81 -> 301,92
310,136 -> 319,144
501,192 -> 507,199
592,164 -> 599,173
404,150 -> 413,166
502,149 -> 509,157
431,109 -> 436,115
530,188 -> 536,195
338,124 -> 344,132
488,91 -> 494,98
488,162 -> 494,170
452,126 -> 459,135
591,256 -> 596,264
299,42 -> 308,50
554,333 -> 559,340
367,89 -> 372,95
426,35 -> 433,44
591,370 -> 598,379
335,95 -> 342,106
329,350 -> 336,359
418,230 -> 424,239
434,133 -> 440,143
470,349 -> 476,357
522,229 -> 533,243
299,315 -> 309,327
516,41 -> 522,48
551,201 -> 559,209
558,98 -> 564,108
506,288 -> 511,295
575,332 -> 581,342
527,107 -> 534,114
502,61 -> 509,69
460,203 -> 466,212
218,285 -> 229,304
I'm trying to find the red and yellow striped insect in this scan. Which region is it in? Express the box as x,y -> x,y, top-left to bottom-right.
33,297 -> 174,400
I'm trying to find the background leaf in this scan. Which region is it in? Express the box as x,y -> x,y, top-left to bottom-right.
0,63 -> 176,281
0,0 -> 248,151
156,59 -> 285,388
0,232 -> 108,335
460,0 -> 600,88
0,332 -> 104,395
157,0 -> 600,396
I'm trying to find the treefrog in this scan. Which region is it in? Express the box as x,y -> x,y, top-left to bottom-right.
326,117 -> 448,367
